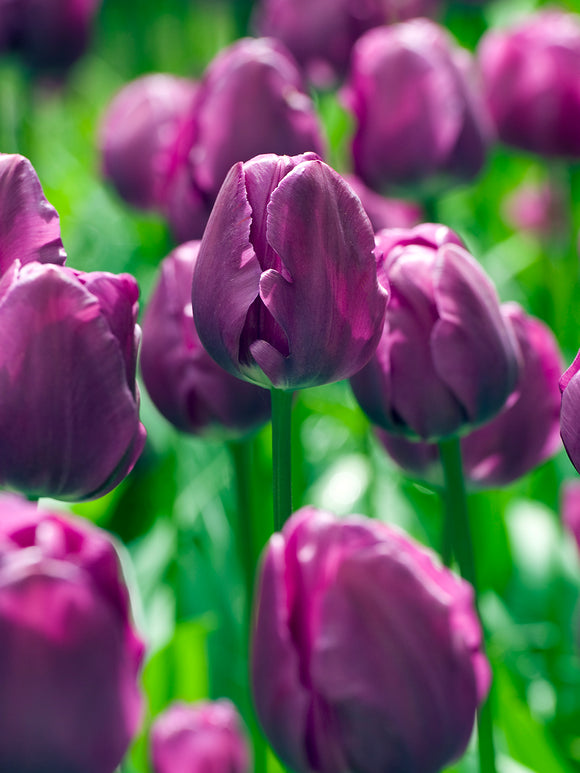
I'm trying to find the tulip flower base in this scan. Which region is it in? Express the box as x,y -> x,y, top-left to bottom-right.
438,437 -> 497,773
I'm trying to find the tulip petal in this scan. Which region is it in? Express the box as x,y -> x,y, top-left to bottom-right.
192,163 -> 262,379
561,370 -> 580,475
0,154 -> 66,275
431,244 -> 520,428
262,159 -> 386,388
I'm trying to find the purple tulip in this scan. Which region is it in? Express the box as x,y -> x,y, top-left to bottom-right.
0,494 -> 144,773
141,241 -> 271,437
151,700 -> 250,773
6,0 -> 101,74
376,303 -> 563,486
192,152 -> 388,390
503,181 -> 565,237
253,0 -> 441,86
252,506 -> 490,773
350,224 -> 520,440
0,153 -> 66,273
99,74 -> 199,212
342,19 -> 489,193
344,174 -> 423,232
0,261 -> 146,500
558,348 -> 580,475
479,11 -> 580,158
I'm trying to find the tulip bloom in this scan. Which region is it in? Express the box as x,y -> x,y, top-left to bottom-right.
479,11 -> 580,157
342,19 -> 489,192
0,494 -> 144,773
252,506 -> 490,773
350,224 -> 520,441
192,152 -> 388,390
99,74 -> 199,212
0,153 -> 66,273
344,174 -> 423,232
376,304 -> 562,486
0,261 -> 146,500
253,0 -> 441,86
151,700 -> 250,773
559,348 -> 580,475
141,241 -> 271,437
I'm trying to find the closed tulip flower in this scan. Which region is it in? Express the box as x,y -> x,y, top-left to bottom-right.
151,700 -> 250,773
479,11 -> 580,158
141,241 -> 271,437
376,304 -> 563,486
0,153 -> 66,273
252,506 -> 490,773
99,74 -> 199,213
0,494 -> 144,773
0,261 -> 146,500
350,224 -> 520,440
559,348 -> 580,475
192,152 -> 388,390
253,0 -> 441,86
343,19 -> 489,193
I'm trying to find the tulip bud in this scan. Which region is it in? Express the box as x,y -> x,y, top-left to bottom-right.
479,11 -> 580,158
559,348 -> 580,475
151,700 -> 251,773
0,494 -> 144,773
252,506 -> 490,773
376,304 -> 562,486
8,0 -> 101,75
342,19 -> 489,193
350,224 -> 520,440
0,261 -> 146,500
344,174 -> 423,232
0,152 -> 67,273
141,241 -> 271,437
253,0 -> 441,87
99,74 -> 199,212
192,152 -> 388,390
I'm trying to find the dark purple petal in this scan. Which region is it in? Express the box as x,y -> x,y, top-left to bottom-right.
0,154 -> 66,275
561,367 -> 580,475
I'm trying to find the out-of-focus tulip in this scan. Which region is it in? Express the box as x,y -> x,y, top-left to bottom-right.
342,19 -> 489,193
559,348 -> 580,475
252,505 -> 490,773
192,152 -> 388,390
151,700 -> 250,773
4,0 -> 101,75
0,494 -> 144,773
168,37 -> 326,242
503,181 -> 565,237
344,174 -> 423,231
350,224 -> 520,440
141,241 -> 271,437
0,153 -> 66,273
99,74 -> 199,212
376,303 -> 563,486
253,0 -> 441,86
479,11 -> 580,158
0,261 -> 146,500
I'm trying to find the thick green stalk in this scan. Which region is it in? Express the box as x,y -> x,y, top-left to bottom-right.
270,388 -> 294,532
438,437 -> 497,773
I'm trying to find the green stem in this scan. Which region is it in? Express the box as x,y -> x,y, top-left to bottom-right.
271,388 -> 294,532
438,437 -> 497,773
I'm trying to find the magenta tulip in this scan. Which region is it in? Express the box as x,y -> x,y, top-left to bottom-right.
0,494 -> 144,773
479,10 -> 580,157
0,261 -> 146,500
99,74 -> 199,212
344,174 -> 423,231
141,241 -> 271,437
559,348 -> 580,475
192,152 -> 388,390
151,700 -> 250,773
343,19 -> 489,192
252,506 -> 490,773
0,153 -> 66,273
350,224 -> 520,440
376,303 -> 562,486
253,0 -> 441,86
